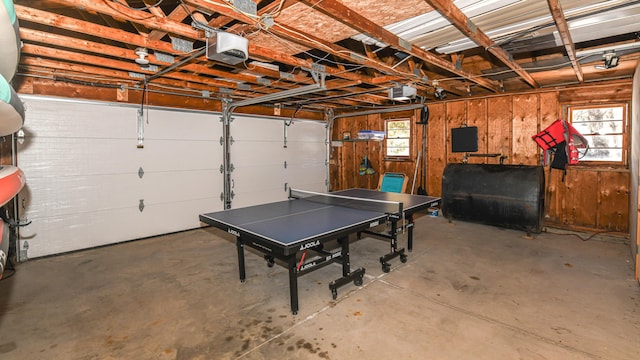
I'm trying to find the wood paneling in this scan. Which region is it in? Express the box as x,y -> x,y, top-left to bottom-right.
487,96 -> 511,164
511,94 -> 539,165
446,101 -> 466,164
467,98 -> 487,164
597,171 -> 630,232
427,103 -> 446,197
332,82 -> 632,233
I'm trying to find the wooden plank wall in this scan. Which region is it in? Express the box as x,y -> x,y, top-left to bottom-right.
330,81 -> 632,233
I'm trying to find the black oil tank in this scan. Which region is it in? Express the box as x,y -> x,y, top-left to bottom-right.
441,164 -> 545,233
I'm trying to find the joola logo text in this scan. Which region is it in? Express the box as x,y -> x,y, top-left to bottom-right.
228,228 -> 240,237
300,261 -> 316,271
299,240 -> 320,251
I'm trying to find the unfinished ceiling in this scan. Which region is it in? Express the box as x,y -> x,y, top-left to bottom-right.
12,0 -> 640,112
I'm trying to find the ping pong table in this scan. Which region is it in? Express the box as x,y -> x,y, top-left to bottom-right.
199,188 -> 440,314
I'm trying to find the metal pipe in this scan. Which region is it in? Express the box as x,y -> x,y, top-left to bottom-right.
142,47 -> 206,84
230,83 -> 325,110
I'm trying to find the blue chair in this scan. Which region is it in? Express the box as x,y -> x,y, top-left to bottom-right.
377,172 -> 408,193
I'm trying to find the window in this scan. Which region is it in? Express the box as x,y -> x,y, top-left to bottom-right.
385,119 -> 411,157
567,104 -> 627,163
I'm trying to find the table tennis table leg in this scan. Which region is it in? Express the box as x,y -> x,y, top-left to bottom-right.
329,236 -> 365,300
407,213 -> 415,252
236,238 -> 246,283
287,256 -> 299,315
379,220 -> 408,273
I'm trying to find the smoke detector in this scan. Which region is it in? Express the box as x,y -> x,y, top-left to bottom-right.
135,47 -> 150,65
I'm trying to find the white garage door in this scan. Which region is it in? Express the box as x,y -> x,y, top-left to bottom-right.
228,115 -> 327,209
16,96 -> 222,259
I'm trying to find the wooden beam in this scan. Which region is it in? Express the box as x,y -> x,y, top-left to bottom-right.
19,28 -> 297,91
424,0 -> 539,88
546,0 -> 584,83
296,0 -> 501,93
20,43 -> 247,90
29,1 -> 381,89
15,5 -> 318,87
183,0 -> 414,86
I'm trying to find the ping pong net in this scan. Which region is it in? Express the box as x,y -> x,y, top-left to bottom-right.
289,188 -> 403,215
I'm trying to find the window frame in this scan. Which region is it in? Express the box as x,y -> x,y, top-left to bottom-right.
565,103 -> 629,166
384,118 -> 412,160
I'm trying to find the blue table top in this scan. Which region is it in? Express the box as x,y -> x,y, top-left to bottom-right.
199,188 -> 439,250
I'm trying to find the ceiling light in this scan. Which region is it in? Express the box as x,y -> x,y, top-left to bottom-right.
135,47 -> 149,65
595,51 -> 619,70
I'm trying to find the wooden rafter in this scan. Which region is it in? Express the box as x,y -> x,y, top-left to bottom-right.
546,0 -> 584,83
182,0 -> 415,86
30,0 -> 380,90
296,0 -> 501,93
424,0 -> 538,88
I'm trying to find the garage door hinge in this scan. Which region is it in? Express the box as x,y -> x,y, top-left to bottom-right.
139,199 -> 145,212
138,167 -> 144,179
19,241 -> 29,262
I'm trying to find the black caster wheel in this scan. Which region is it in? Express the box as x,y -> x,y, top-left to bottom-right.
354,277 -> 363,286
331,288 -> 338,300
400,254 -> 408,263
264,255 -> 275,267
382,263 -> 391,273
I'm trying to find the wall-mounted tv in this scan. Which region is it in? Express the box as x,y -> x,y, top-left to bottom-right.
451,126 -> 478,153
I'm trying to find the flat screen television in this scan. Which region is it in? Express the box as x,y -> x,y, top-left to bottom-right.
451,126 -> 478,153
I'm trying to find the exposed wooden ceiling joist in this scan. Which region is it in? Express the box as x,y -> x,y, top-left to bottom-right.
546,0 -> 584,83
423,0 -> 539,89
11,0 -> 640,109
296,0 -> 502,93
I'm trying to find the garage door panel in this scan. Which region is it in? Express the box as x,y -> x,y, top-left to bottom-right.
231,116 -> 285,141
20,198 -> 218,259
19,169 -> 220,218
18,137 -> 220,176
144,108 -> 221,140
231,187 -> 289,209
233,164 -> 285,192
17,96 -> 222,259
229,117 -> 326,208
22,99 -> 137,138
285,120 -> 326,141
232,142 -> 284,167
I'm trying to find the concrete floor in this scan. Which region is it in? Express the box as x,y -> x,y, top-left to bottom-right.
0,215 -> 638,359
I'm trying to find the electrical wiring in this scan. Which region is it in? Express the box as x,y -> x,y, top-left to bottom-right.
432,54 -> 601,85
108,0 -> 164,11
543,228 -> 626,243
102,0 -> 157,21
260,26 -> 418,83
